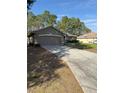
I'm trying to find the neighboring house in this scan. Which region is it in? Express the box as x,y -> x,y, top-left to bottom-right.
65,33 -> 77,41
27,26 -> 78,46
77,32 -> 97,44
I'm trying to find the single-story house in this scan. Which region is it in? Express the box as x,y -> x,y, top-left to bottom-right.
77,32 -> 97,44
65,33 -> 77,41
27,26 -> 77,46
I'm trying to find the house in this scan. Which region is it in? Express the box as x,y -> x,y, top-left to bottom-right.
28,26 -> 66,46
27,26 -> 79,46
77,32 -> 97,44
65,33 -> 77,41
33,26 -> 65,45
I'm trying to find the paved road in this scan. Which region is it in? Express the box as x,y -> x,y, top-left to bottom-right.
42,45 -> 97,93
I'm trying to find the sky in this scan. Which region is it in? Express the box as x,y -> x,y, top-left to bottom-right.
31,0 -> 97,32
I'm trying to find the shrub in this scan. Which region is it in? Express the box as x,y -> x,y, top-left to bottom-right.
79,43 -> 97,49
27,32 -> 35,37
28,43 -> 34,47
34,43 -> 40,47
66,40 -> 79,43
65,41 -> 97,49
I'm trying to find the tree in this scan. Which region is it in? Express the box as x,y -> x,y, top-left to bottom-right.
57,16 -> 69,32
27,10 -> 91,35
27,12 -> 35,31
39,11 -> 57,27
27,0 -> 36,9
56,16 -> 92,36
84,27 -> 91,33
27,10 -> 57,30
57,16 -> 89,36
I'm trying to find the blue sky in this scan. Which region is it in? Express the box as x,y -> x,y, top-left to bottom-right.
31,0 -> 97,32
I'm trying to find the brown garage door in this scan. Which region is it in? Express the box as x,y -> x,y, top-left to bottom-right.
38,36 -> 62,45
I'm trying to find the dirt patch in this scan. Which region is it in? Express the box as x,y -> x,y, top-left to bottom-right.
27,47 -> 83,93
84,48 -> 97,53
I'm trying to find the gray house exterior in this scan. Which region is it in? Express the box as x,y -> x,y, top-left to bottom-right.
30,26 -> 65,46
27,26 -> 77,46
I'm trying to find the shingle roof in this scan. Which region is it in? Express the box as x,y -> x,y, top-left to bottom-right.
77,32 -> 97,39
62,32 -> 77,37
31,26 -> 66,36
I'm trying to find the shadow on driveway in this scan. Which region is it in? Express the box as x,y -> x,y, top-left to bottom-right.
42,45 -> 71,58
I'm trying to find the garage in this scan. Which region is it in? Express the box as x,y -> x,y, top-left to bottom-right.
30,26 -> 65,46
37,35 -> 62,45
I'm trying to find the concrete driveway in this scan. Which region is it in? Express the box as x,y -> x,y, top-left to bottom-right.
42,45 -> 97,93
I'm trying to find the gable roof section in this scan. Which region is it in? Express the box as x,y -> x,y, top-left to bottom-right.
32,26 -> 65,37
64,33 -> 77,37
77,32 -> 97,39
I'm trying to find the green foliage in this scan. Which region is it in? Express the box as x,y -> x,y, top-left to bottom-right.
57,16 -> 91,36
27,31 -> 35,37
78,43 -> 97,49
27,11 -> 57,31
40,10 -> 57,27
84,27 -> 92,33
27,12 -> 36,30
66,41 -> 97,49
88,44 -> 97,48
66,40 -> 79,43
27,0 -> 36,9
27,10 -> 91,35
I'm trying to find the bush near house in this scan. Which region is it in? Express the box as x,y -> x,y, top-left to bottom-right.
66,40 -> 79,43
65,40 -> 97,49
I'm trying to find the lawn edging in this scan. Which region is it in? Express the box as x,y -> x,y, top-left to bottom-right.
61,57 -> 85,93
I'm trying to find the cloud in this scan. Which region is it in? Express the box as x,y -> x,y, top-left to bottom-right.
58,2 -> 71,6
57,14 -> 71,20
57,14 -> 66,17
72,0 -> 96,10
57,14 -> 65,20
86,0 -> 97,7
83,19 -> 96,24
56,0 -> 96,11
82,18 -> 97,32
57,0 -> 77,6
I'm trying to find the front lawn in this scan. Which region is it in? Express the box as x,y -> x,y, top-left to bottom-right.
66,40 -> 96,49
82,43 -> 97,48
65,40 -> 97,53
27,47 -> 83,93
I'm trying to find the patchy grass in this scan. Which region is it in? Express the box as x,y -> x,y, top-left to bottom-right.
78,43 -> 97,49
65,41 -> 97,53
84,48 -> 97,53
27,47 -> 83,93
66,41 -> 97,49
82,44 -> 97,53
